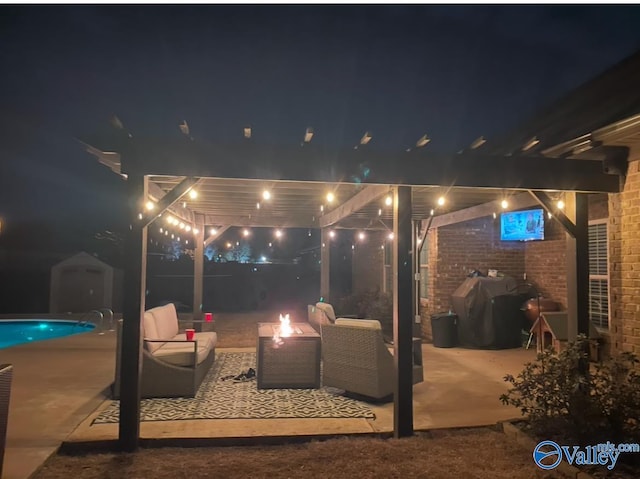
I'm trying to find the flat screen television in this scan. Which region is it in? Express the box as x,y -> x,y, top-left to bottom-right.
500,208 -> 545,241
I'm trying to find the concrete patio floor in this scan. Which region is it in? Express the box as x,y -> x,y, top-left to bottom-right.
0,314 -> 536,479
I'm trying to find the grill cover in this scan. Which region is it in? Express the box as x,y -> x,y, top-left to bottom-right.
451,276 -> 523,349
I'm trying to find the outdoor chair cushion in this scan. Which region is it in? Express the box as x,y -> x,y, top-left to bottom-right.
143,310 -> 163,352
151,303 -> 180,339
152,341 -> 211,367
335,318 -> 382,330
315,302 -> 336,323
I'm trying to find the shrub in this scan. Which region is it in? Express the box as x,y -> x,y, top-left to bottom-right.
500,336 -> 640,449
335,290 -> 393,336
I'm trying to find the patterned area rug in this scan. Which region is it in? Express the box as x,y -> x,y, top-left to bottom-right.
93,352 -> 375,424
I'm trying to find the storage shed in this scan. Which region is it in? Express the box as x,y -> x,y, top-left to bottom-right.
49,252 -> 122,313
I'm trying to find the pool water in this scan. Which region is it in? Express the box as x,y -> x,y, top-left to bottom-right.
0,320 -> 96,349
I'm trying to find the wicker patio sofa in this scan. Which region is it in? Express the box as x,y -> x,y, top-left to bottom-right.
113,303 -> 217,399
321,318 -> 423,401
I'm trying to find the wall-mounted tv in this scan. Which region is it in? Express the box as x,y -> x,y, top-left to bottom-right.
500,208 -> 545,241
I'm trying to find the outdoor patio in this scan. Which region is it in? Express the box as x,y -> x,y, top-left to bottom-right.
1,310 -> 536,479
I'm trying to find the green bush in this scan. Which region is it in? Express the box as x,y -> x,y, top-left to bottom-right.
500,336 -> 640,448
335,290 -> 393,337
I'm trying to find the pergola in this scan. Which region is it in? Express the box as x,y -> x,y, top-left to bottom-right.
84,132 -> 624,451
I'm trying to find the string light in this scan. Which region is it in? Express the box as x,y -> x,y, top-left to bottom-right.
210,228 -> 217,235
329,230 -> 336,239
242,228 -> 251,237
557,200 -> 565,210
193,228 -> 199,235
358,231 -> 366,241
378,208 -> 382,216
185,225 -> 192,232
179,222 -> 185,230
262,190 -> 271,200
256,202 -> 261,209
501,199 -> 509,209
437,196 -> 446,207
388,232 -> 394,240
326,192 -> 335,203
165,215 -> 174,224
385,195 -> 392,206
145,201 -> 155,211
275,229 -> 283,238
188,189 -> 198,200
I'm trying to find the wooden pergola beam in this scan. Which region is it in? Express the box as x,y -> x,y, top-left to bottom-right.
203,215 -> 318,228
527,190 -> 578,238
319,185 -> 391,228
147,182 -> 195,225
203,225 -> 231,248
144,177 -> 202,228
419,191 -> 537,236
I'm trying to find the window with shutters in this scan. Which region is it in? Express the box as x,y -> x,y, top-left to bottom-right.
589,220 -> 609,329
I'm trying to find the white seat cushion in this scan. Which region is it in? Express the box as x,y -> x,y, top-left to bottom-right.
153,341 -> 211,367
169,332 -> 217,351
143,311 -> 163,352
335,318 -> 382,330
150,303 -> 179,339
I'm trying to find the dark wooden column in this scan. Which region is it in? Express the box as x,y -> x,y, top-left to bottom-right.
575,193 -> 590,338
119,174 -> 148,451
193,213 -> 205,327
320,228 -> 331,300
393,185 -> 414,438
412,220 -> 421,337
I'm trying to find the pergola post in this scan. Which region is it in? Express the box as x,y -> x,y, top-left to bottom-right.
193,213 -> 205,327
393,185 -> 414,438
412,220 -> 421,337
565,193 -> 590,340
575,193 -> 590,339
119,173 -> 148,451
320,228 -> 331,300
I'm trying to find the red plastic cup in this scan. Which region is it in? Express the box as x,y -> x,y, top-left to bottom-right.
185,329 -> 195,341
204,312 -> 213,322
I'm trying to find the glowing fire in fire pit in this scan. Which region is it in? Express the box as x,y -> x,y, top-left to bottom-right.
279,313 -> 293,337
272,313 -> 293,346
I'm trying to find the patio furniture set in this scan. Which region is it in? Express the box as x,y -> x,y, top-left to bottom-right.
113,302 -> 424,401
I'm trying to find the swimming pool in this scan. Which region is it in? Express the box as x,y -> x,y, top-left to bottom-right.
0,320 -> 96,349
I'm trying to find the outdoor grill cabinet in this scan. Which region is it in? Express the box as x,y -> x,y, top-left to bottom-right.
451,276 -> 524,349
113,303 -> 217,398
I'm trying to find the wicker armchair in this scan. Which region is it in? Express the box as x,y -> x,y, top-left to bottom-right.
321,319 -> 423,401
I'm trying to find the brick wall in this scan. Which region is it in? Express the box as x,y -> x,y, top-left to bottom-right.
524,217 -> 567,309
420,217 -> 526,339
609,157 -> 640,355
352,231 -> 385,294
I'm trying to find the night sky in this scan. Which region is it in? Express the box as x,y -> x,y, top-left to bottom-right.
1,5 -> 640,231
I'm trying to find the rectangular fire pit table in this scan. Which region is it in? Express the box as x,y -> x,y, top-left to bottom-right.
257,322 -> 321,389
